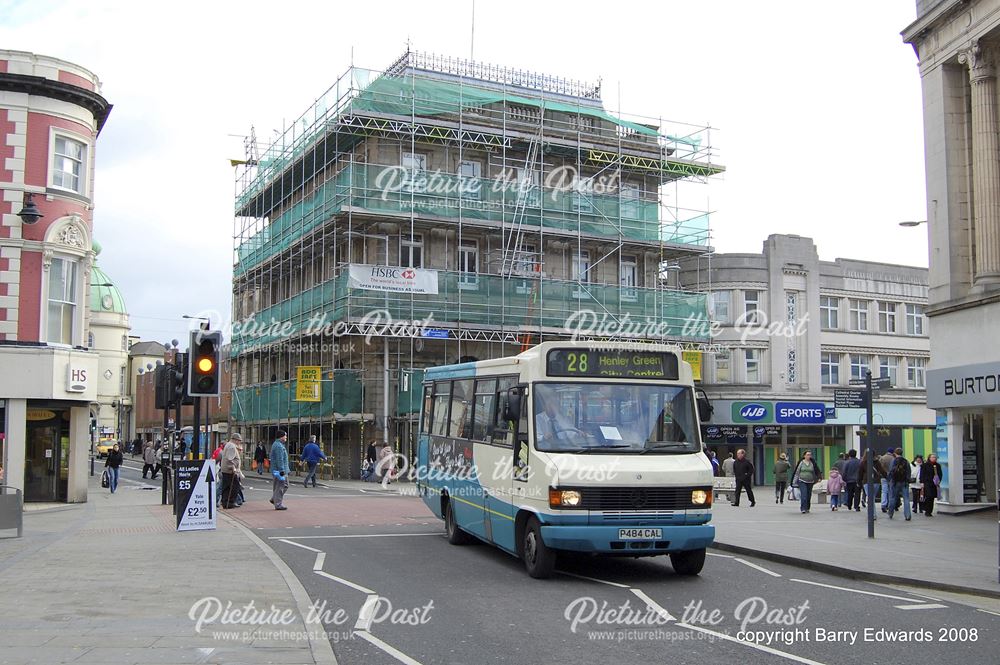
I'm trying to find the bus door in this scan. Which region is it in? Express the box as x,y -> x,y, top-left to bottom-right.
482,378 -> 518,552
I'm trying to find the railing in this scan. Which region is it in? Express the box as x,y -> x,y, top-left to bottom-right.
235,163 -> 710,277
230,269 -> 709,355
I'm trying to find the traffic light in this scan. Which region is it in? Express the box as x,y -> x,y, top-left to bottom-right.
188,331 -> 222,397
174,352 -> 193,406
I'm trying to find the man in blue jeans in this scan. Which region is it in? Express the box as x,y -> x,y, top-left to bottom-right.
301,435 -> 327,488
270,431 -> 290,510
886,447 -> 912,521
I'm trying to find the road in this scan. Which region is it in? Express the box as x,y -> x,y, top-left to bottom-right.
115,457 -> 999,665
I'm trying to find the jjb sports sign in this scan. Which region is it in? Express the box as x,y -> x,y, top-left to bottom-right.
731,401 -> 826,425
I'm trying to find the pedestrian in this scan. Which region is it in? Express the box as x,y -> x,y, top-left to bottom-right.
919,453 -> 943,517
366,440 -> 377,467
833,452 -> 847,505
859,449 -> 886,513
709,450 -> 721,477
270,431 -> 290,510
773,453 -> 790,504
826,467 -> 844,511
220,433 -> 245,509
301,435 -> 327,488
105,443 -> 123,493
731,448 -> 755,507
376,442 -> 395,485
878,447 -> 896,512
910,455 -> 924,514
792,451 -> 822,514
722,452 -> 735,477
253,442 -> 267,475
887,447 -> 912,521
842,449 -> 861,511
141,440 -> 157,479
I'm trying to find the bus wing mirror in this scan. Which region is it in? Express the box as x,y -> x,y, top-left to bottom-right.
696,388 -> 714,423
503,386 -> 523,422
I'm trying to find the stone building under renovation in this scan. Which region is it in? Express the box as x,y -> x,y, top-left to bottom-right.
230,51 -> 723,476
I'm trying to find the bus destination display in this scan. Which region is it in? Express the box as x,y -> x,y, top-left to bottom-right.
546,349 -> 679,380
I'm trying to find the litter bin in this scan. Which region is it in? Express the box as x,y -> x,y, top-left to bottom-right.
0,485 -> 23,538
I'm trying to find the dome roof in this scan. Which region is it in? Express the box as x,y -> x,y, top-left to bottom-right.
90,262 -> 127,315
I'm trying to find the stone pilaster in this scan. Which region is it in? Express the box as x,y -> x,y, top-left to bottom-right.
959,41 -> 1000,287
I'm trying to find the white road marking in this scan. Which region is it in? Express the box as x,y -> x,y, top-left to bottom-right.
557,571 -> 631,589
894,603 -> 948,610
275,538 -> 322,553
734,558 -> 782,577
707,552 -> 734,558
790,579 -> 921,603
269,532 -> 441,540
313,552 -> 326,571
977,608 -> 1000,617
353,629 -> 424,665
315,569 -> 375,595
630,588 -> 675,621
676,622 -> 827,665
354,594 -> 380,631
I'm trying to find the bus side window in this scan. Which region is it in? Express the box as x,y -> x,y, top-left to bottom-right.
472,378 -> 497,441
491,376 -> 516,447
420,385 -> 433,435
431,382 -> 451,437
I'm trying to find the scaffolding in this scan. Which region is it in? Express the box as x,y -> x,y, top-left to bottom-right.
230,49 -> 724,476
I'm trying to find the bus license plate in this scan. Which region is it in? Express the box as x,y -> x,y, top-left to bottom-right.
618,528 -> 662,540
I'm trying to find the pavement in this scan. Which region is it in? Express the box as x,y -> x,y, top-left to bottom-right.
711,485 -> 1000,598
0,469 -> 337,665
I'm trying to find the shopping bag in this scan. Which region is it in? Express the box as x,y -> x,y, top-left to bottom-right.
251,460 -> 257,471
264,459 -> 270,470
101,469 -> 110,488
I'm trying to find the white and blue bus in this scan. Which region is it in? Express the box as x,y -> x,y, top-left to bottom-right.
416,341 -> 715,578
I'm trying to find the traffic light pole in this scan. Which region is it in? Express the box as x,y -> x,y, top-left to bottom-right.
866,370 -> 875,539
192,396 -> 201,458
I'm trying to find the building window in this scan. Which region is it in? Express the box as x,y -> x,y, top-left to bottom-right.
745,349 -> 761,384
457,160 -> 481,200
906,304 -> 925,335
820,296 -> 839,330
620,255 -> 638,301
401,152 -> 427,193
907,357 -> 926,388
571,175 -> 593,213
621,183 -> 641,220
458,238 -> 478,289
744,290 -> 761,325
47,257 -> 78,345
121,334 -> 127,351
400,234 -> 423,268
821,352 -> 840,385
879,356 -> 898,387
514,168 -> 540,208
52,134 -> 87,194
512,243 -> 537,275
849,354 -> 870,381
119,366 -> 126,395
572,250 -> 591,283
714,349 -> 731,383
849,299 -> 869,332
877,302 -> 897,334
87,332 -> 94,348
709,291 -> 731,324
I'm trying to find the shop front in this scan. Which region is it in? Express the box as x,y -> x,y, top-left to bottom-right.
926,360 -> 1000,513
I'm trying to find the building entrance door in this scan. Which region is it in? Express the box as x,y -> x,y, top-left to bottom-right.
23,407 -> 70,502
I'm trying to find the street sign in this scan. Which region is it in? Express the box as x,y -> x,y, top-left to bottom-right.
174,460 -> 217,532
834,389 -> 866,409
874,377 -> 891,390
848,378 -> 867,386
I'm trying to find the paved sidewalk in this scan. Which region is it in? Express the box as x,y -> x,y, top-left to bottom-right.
0,474 -> 336,665
711,485 -> 1000,598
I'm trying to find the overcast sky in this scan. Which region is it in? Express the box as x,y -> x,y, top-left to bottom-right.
1,1 -> 927,342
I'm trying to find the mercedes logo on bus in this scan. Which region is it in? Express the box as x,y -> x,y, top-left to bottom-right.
630,488 -> 649,509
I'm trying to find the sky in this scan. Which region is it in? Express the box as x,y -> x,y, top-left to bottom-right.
0,0 -> 928,343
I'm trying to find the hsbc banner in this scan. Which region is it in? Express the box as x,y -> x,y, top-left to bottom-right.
348,264 -> 439,294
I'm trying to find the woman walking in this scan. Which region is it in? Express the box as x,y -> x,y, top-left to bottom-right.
105,443 -> 123,493
910,455 -> 924,515
919,453 -> 944,516
253,442 -> 267,475
773,453 -> 790,504
793,451 -> 822,514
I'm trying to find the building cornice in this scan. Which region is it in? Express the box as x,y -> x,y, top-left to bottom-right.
927,290 -> 1000,316
0,71 -> 111,133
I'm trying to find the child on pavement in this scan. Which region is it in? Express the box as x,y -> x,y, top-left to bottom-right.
826,467 -> 845,511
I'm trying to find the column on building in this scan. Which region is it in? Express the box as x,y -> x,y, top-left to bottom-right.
959,40 -> 1000,287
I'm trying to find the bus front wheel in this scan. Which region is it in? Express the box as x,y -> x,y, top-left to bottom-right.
445,500 -> 473,545
522,517 -> 556,578
669,548 -> 706,575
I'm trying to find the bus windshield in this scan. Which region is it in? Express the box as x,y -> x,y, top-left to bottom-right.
533,382 -> 700,454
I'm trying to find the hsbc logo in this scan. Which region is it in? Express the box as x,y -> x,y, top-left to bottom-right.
401,269 -> 415,279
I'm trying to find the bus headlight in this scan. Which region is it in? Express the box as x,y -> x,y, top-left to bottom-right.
691,489 -> 710,505
549,488 -> 582,508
